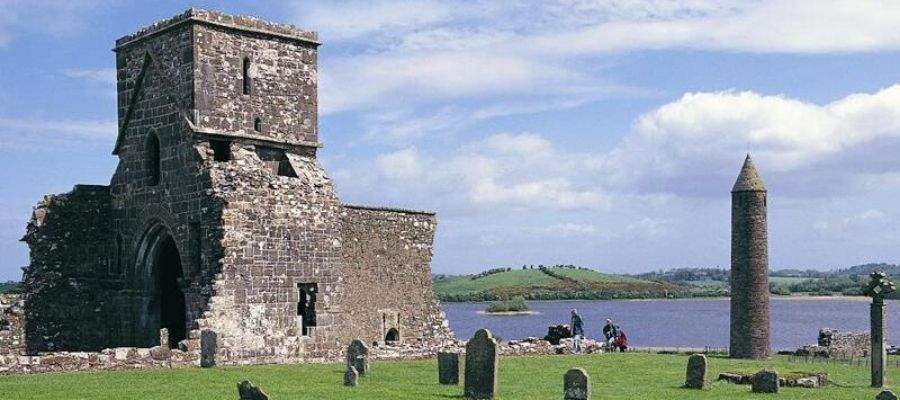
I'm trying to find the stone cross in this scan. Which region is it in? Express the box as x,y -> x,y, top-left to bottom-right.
438,351 -> 460,385
346,339 -> 369,376
200,329 -> 217,368
866,271 -> 896,388
464,328 -> 499,400
751,369 -> 779,393
344,365 -> 359,387
564,368 -> 590,400
877,390 -> 899,400
159,328 -> 169,348
684,354 -> 707,389
237,380 -> 269,400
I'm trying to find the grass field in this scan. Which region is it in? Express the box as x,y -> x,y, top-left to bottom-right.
1,353 -> 896,399
432,268 -> 661,300
434,269 -> 560,295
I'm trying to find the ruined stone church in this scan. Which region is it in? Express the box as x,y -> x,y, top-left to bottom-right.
21,9 -> 452,365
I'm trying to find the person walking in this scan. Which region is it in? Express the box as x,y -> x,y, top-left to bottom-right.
570,309 -> 584,353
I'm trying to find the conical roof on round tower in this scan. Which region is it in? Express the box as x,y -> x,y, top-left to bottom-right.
732,154 -> 767,192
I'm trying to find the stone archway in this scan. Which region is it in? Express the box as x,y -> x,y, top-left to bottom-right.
385,328 -> 400,342
134,223 -> 187,348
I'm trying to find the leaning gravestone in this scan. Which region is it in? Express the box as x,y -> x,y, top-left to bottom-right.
159,328 -> 169,348
438,351 -> 460,385
465,329 -> 499,400
877,390 -> 899,400
751,369 -> 779,393
237,380 -> 269,400
346,339 -> 369,376
564,368 -> 590,400
200,329 -> 217,368
344,365 -> 359,387
684,354 -> 708,389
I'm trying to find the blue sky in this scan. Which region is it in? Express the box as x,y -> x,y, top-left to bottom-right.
2,1 -> 900,281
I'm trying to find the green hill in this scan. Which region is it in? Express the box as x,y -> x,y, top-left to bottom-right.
433,266 -> 684,302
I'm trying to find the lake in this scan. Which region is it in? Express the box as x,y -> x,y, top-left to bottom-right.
441,297 -> 900,351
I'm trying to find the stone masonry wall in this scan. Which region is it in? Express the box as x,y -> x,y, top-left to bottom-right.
193,21 -> 319,145
197,143 -> 347,365
0,294 -> 25,356
730,189 -> 770,359
21,185 -> 115,352
111,21 -> 224,349
340,206 -> 453,346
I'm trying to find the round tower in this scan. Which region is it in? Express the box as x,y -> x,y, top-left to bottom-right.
729,154 -> 770,359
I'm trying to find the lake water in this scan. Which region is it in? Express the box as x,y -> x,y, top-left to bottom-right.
441,298 -> 900,351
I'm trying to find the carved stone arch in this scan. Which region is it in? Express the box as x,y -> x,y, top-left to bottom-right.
132,218 -> 188,347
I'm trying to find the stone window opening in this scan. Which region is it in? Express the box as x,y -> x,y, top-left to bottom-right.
111,234 -> 124,275
242,57 -> 251,95
254,117 -> 262,132
256,146 -> 298,178
146,132 -> 161,186
297,283 -> 318,336
210,139 -> 231,162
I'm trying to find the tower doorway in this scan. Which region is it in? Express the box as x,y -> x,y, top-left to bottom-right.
152,235 -> 186,348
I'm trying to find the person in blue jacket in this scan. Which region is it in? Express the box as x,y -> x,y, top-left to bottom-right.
570,309 -> 584,353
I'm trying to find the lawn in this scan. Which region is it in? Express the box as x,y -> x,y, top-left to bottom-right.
1,353 -> 896,399
434,269 -> 559,296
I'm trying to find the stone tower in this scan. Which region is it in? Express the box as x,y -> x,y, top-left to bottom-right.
729,155 -> 770,359
21,9 -> 452,362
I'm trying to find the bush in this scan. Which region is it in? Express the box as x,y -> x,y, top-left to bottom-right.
486,296 -> 529,313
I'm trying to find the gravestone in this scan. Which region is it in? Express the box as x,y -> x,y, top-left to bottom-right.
344,365 -> 359,387
346,339 -> 369,376
438,351 -> 460,385
200,329 -> 217,368
866,271 -> 896,388
237,380 -> 269,400
751,369 -> 779,393
159,328 -> 169,348
684,354 -> 708,389
564,368 -> 590,400
877,390 -> 899,400
465,328 -> 499,400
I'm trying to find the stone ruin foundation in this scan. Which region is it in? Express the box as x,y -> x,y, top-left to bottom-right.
794,328 -> 870,359
2,9 -> 455,374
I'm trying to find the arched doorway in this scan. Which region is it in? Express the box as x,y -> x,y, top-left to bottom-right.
385,328 -> 400,342
154,235 -> 186,348
135,222 -> 187,348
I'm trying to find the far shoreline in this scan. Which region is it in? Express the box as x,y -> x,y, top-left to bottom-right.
442,295 -> 877,304
477,310 -> 540,316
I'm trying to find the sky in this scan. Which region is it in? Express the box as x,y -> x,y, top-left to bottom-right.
1,0 -> 900,281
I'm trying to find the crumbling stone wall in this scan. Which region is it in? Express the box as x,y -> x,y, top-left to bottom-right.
0,294 -> 25,356
196,143 -> 347,364
341,206 -> 453,346
21,185 -> 115,352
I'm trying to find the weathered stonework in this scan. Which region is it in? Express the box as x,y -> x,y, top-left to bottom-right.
19,8 -> 451,369
729,155 -> 770,360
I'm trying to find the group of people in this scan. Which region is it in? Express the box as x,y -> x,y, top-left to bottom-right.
569,309 -> 628,353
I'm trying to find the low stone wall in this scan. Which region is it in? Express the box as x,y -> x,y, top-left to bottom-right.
0,346 -> 199,375
0,294 -> 25,356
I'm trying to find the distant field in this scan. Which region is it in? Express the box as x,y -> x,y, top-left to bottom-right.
769,276 -> 816,285
433,267 -> 679,301
0,353 -> 894,399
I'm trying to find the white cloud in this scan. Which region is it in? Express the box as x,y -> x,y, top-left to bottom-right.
299,1 -> 900,115
544,223 -> 598,237
0,118 -> 117,150
63,68 -> 116,85
376,147 -> 422,180
595,84 -> 900,196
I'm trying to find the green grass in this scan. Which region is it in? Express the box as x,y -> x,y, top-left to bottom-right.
1,353 -> 896,399
549,268 -> 643,284
434,269 -> 560,296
